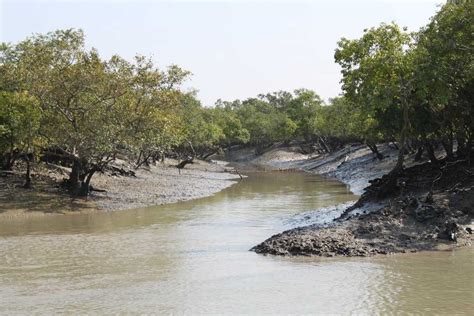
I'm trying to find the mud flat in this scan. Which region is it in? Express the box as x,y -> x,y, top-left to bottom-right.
0,159 -> 240,219
247,144 -> 473,256
230,143 -> 411,194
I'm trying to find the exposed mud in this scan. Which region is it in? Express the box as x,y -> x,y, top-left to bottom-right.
229,143 -> 411,195
0,159 -> 240,218
249,144 -> 473,257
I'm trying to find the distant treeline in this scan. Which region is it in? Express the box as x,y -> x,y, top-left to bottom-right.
189,0 -> 473,171
0,0 -> 472,195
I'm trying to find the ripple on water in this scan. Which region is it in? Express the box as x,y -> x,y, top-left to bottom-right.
0,172 -> 472,314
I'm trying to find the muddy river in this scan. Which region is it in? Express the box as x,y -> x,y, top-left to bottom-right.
0,172 -> 472,314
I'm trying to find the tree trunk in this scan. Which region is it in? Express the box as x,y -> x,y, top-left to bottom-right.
394,142 -> 405,173
392,101 -> 410,173
23,155 -> 33,189
367,143 -> 384,160
68,160 -> 83,195
424,141 -> 438,164
5,140 -> 16,170
0,154 -> 12,170
135,151 -> 143,167
318,136 -> 331,154
187,141 -> 197,158
177,158 -> 193,171
441,139 -> 454,161
135,152 -> 152,170
467,136 -> 473,166
414,146 -> 424,162
201,149 -> 218,160
79,168 -> 96,196
456,136 -> 467,158
406,139 -> 415,153
1,151 -> 16,170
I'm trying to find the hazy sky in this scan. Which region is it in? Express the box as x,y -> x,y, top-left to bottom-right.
1,0 -> 442,105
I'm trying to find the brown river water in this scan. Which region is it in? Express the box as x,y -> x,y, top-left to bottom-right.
0,172 -> 472,314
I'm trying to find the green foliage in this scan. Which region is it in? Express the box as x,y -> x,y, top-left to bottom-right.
335,23 -> 414,145
314,97 -> 355,140
179,92 -> 225,154
213,106 -> 250,146
0,91 -> 42,169
412,1 -> 473,149
333,1 -> 473,166
0,0 -> 471,192
0,29 -> 189,194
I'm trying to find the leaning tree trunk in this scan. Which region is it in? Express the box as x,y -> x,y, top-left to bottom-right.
177,158 -> 194,175
135,151 -> 152,170
187,141 -> 197,158
201,149 -> 218,160
367,142 -> 384,160
79,167 -> 97,197
316,136 -> 331,154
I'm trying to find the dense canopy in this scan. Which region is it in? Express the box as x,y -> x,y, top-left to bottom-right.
0,0 -> 472,195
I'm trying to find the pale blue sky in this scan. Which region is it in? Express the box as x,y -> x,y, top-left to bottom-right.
1,0 -> 442,105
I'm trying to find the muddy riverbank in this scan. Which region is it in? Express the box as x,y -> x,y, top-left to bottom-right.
245,144 -> 473,256
0,159 -> 240,218
228,143 -> 416,195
